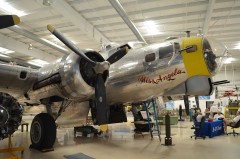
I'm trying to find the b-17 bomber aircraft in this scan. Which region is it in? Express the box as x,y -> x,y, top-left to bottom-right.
0,15 -> 224,150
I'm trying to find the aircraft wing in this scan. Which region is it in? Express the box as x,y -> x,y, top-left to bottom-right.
0,64 -> 38,101
0,15 -> 39,102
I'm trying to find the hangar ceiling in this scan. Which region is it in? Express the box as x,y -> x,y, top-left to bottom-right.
0,0 -> 240,93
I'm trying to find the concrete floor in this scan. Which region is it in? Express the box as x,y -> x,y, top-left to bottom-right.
1,120 -> 240,159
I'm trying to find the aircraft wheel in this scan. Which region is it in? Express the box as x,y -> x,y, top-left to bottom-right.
30,113 -> 56,150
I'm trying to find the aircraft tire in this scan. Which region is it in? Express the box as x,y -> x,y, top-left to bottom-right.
30,113 -> 56,150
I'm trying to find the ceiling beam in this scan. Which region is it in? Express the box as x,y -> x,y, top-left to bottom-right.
108,0 -> 146,44
51,0 -> 110,46
9,26 -> 69,55
0,58 -> 39,69
0,33 -> 57,62
203,0 -> 215,36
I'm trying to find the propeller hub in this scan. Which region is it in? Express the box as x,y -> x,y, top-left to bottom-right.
0,105 -> 9,126
94,61 -> 110,74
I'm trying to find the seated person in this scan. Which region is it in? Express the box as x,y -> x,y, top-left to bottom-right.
227,110 -> 240,127
196,111 -> 204,122
204,107 -> 210,118
237,108 -> 240,115
194,107 -> 201,113
214,110 -> 227,133
210,104 -> 218,118
213,110 -> 224,120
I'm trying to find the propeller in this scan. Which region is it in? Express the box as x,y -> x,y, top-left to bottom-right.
47,25 -> 129,124
0,15 -> 20,29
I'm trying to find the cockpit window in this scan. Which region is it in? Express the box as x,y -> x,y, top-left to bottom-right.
145,53 -> 156,62
203,38 -> 217,74
159,44 -> 174,59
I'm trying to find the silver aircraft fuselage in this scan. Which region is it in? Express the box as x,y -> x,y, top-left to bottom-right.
0,37 -> 219,106
106,42 -> 187,104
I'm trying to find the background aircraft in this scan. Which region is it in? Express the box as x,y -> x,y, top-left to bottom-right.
216,85 -> 239,100
0,14 -> 225,151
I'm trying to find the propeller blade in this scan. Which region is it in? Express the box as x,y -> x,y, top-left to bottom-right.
106,46 -> 129,64
0,15 -> 20,29
95,73 -> 108,124
47,24 -> 96,66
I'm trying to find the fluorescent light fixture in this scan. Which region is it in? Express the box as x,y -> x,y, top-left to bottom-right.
224,57 -> 234,64
0,47 -> 14,54
233,43 -> 240,49
0,1 -> 27,17
0,54 -> 10,58
4,50 -> 14,53
144,21 -> 159,35
28,59 -> 49,67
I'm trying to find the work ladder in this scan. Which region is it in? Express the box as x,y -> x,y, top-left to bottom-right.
143,98 -> 161,141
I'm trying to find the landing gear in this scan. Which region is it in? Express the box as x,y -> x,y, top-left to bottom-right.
30,113 -> 56,151
89,100 -> 127,125
108,104 -> 127,124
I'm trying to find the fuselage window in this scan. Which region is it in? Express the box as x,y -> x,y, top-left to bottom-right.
159,44 -> 174,59
174,42 -> 180,52
145,53 -> 156,62
20,71 -> 27,79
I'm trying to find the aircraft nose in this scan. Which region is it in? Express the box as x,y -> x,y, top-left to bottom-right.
181,37 -> 222,78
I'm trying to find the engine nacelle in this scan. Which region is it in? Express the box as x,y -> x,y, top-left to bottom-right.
0,92 -> 23,140
29,50 -> 108,102
60,51 -> 108,100
164,75 -> 213,96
